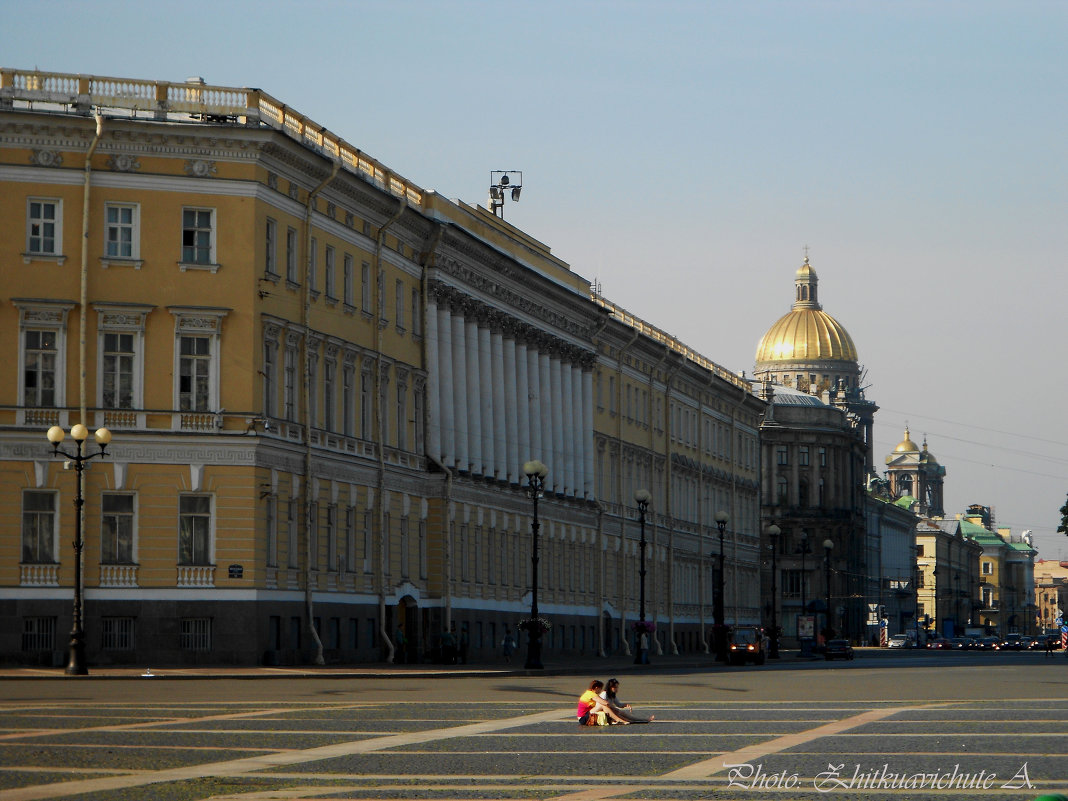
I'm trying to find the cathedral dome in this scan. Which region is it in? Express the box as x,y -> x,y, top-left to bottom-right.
893,427 -> 919,453
754,256 -> 859,367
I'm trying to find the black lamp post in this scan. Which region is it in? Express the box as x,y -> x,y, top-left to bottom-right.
823,538 -> 835,642
767,524 -> 781,658
634,488 -> 651,665
523,459 -> 548,670
47,423 -> 112,676
713,510 -> 730,661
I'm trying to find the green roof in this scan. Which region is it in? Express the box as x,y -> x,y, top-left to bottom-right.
894,495 -> 917,509
959,518 -> 1004,546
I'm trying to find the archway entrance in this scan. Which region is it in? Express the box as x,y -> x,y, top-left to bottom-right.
396,596 -> 419,664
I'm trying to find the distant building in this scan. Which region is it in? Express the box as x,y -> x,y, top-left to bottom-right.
1033,559 -> 1068,633
885,428 -> 946,517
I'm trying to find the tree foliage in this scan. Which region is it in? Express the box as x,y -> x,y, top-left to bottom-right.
1059,493 -> 1068,536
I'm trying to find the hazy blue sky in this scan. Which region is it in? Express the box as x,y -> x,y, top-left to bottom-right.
5,0 -> 1067,558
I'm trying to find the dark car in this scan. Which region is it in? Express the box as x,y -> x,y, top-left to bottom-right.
980,636 -> 1001,650
824,639 -> 854,661
1002,634 -> 1023,650
728,625 -> 767,665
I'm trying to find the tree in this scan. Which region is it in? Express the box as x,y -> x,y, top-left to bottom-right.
1058,493 -> 1068,537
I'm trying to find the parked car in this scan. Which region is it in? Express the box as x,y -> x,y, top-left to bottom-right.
728,625 -> 767,665
926,637 -> 949,649
947,638 -> 968,650
980,636 -> 1001,650
824,639 -> 854,660
887,634 -> 911,649
1002,634 -> 1023,650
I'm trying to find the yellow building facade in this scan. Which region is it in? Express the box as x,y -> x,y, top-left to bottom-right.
1,69 -> 764,666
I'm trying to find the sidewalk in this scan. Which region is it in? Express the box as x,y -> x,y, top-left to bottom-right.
0,648 -> 840,680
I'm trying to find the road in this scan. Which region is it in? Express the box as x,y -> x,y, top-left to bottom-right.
1,650 -> 1066,800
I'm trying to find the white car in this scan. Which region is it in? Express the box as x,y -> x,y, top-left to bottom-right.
887,634 -> 911,649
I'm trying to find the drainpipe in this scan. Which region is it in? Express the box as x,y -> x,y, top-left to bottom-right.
301,159 -> 340,666
80,114 -> 104,425
374,197 -> 407,663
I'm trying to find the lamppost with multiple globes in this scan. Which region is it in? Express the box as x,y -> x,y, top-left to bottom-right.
766,524 -> 781,659
713,510 -> 730,661
796,530 -> 813,655
633,488 -> 651,665
522,459 -> 548,670
46,424 -> 112,676
823,538 -> 835,642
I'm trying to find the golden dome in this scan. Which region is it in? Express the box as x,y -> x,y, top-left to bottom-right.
755,308 -> 858,364
754,255 -> 858,365
894,427 -> 920,453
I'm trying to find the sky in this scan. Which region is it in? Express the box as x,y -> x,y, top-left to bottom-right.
5,0 -> 1067,558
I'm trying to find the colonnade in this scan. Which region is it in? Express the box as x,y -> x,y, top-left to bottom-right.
424,286 -> 595,498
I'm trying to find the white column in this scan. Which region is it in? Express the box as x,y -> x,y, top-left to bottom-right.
425,295 -> 441,461
465,318 -> 482,474
478,325 -> 494,478
436,305 -> 454,463
527,346 -> 542,462
569,362 -> 583,498
560,362 -> 574,496
549,354 -> 564,495
451,313 -> 468,471
538,351 -> 552,479
582,366 -> 594,499
491,328 -> 506,481
504,336 -> 520,483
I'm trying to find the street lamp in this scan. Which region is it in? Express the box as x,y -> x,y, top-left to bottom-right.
46,423 -> 112,675
766,524 -> 781,659
823,538 -> 835,643
634,488 -> 651,665
522,459 -> 548,670
713,510 -> 730,661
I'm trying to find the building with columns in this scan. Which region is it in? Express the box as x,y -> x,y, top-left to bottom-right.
0,68 -> 763,666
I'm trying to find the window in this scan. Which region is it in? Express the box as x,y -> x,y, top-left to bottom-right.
101,493 -> 135,564
799,446 -> 810,467
102,333 -> 134,409
284,341 -> 298,420
178,336 -> 210,411
781,569 -> 803,599
413,381 -> 424,455
180,618 -> 212,651
325,245 -> 336,299
323,358 -> 336,432
101,617 -> 135,650
178,495 -> 212,565
22,617 -> 56,651
263,337 -> 277,418
23,330 -> 57,407
345,506 -> 357,572
983,561 -> 993,575
180,208 -> 214,266
265,218 -> 278,276
22,491 -> 56,564
171,308 -> 227,415
286,227 -> 299,283
395,279 -> 405,330
287,500 -> 298,569
396,382 -> 407,450
26,198 -> 62,257
411,288 -> 421,335
818,447 -> 827,467
105,203 -> 139,260
309,237 -> 318,294
326,505 -> 337,571
776,446 -> 788,466
361,261 -> 371,313
342,254 -> 356,308
342,361 -> 355,437
266,495 -> 278,568
776,476 -> 788,505
360,367 -> 372,438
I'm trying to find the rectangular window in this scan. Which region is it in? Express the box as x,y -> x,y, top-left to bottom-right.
27,199 -> 61,255
101,493 -> 135,564
178,335 -> 211,411
396,384 -> 407,450
22,617 -> 56,651
413,384 -> 424,455
101,617 -> 135,650
343,254 -> 355,307
323,360 -> 336,432
325,246 -> 336,299
818,447 -> 827,467
178,495 -> 211,565
799,446 -> 810,467
284,345 -> 298,420
287,500 -> 298,569
342,364 -> 355,437
781,569 -> 803,599
266,496 -> 278,568
102,332 -> 135,409
181,208 -> 214,264
286,227 -> 299,283
776,446 -> 789,466
263,339 -> 277,418
983,561 -> 993,575
22,491 -> 56,564
309,237 -> 318,293
265,218 -> 278,275
345,506 -> 357,572
180,618 -> 212,651
395,279 -> 405,330
105,204 -> 138,259
361,262 -> 371,313
360,370 -> 372,439
23,330 -> 57,407
327,505 -> 337,571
